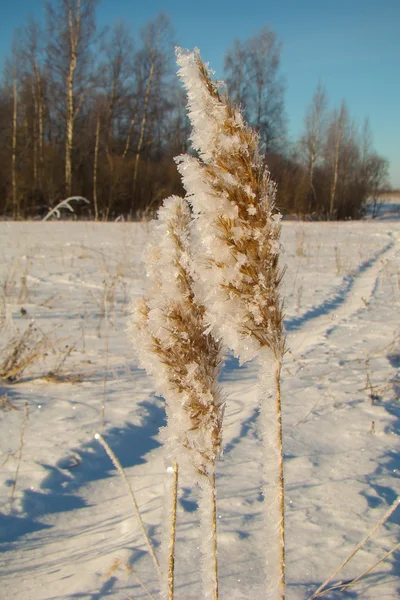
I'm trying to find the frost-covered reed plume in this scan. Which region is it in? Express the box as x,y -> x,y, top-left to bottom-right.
176,48 -> 286,599
129,196 -> 224,600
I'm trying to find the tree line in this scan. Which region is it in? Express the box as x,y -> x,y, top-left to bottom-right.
0,0 -> 389,220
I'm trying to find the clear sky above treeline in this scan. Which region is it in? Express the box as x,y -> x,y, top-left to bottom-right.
1,0 -> 399,187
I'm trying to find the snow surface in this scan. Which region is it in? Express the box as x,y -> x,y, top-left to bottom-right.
0,214 -> 399,599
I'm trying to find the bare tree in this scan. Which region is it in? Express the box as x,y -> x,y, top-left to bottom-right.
359,120 -> 389,216
299,83 -> 327,211
325,101 -> 347,219
224,26 -> 286,153
4,37 -> 23,218
131,13 -> 174,209
224,38 -> 249,107
21,17 -> 46,191
46,0 -> 98,198
92,101 -> 102,220
99,23 -> 134,160
97,22 -> 135,218
12,62 -> 19,218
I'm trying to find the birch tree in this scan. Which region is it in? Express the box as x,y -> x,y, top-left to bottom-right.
224,26 -> 286,153
99,23 -> 134,161
131,13 -> 174,210
326,101 -> 347,219
299,83 -> 327,212
46,0 -> 98,198
4,37 -> 22,218
99,23 -> 134,217
22,17 -> 46,191
224,38 -> 249,107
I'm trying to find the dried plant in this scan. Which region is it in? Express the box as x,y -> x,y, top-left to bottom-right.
43,343 -> 82,383
0,322 -> 49,382
309,495 -> 400,599
104,557 -> 157,600
42,196 -> 89,221
129,196 -> 224,599
95,433 -> 161,579
128,47 -> 286,600
0,394 -> 19,411
175,47 -> 286,599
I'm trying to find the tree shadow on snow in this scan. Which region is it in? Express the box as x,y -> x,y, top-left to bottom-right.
358,392 -> 400,595
0,396 -> 165,547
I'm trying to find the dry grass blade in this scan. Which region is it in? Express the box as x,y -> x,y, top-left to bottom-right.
10,401 -> 29,501
94,433 -> 161,579
309,495 -> 400,599
313,542 -> 400,597
0,322 -> 48,382
338,542 -> 400,593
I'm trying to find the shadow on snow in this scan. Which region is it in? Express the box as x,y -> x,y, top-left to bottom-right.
0,397 -> 165,549
285,238 -> 394,332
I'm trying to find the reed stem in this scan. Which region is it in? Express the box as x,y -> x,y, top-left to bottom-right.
168,460 -> 178,600
275,360 -> 285,599
211,468 -> 219,600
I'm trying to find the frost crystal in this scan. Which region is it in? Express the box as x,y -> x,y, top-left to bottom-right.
176,48 -> 285,364
128,196 -> 224,478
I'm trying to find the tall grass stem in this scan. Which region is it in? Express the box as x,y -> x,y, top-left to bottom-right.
211,469 -> 219,600
168,460 -> 178,600
10,401 -> 29,501
309,495 -> 400,599
94,432 -> 161,578
275,360 -> 285,599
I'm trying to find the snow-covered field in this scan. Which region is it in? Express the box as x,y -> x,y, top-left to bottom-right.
1,209 -> 399,599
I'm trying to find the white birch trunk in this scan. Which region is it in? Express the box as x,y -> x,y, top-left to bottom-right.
31,81 -> 38,188
329,107 -> 345,220
93,112 -> 100,220
33,59 -> 44,189
12,73 -> 18,218
65,1 -> 80,198
132,59 -> 154,202
122,114 -> 136,160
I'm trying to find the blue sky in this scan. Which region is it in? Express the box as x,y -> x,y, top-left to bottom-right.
1,0 -> 399,186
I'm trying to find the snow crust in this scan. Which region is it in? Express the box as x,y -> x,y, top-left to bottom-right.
0,219 -> 399,599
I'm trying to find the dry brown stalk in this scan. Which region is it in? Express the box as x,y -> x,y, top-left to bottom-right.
0,323 -> 48,382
